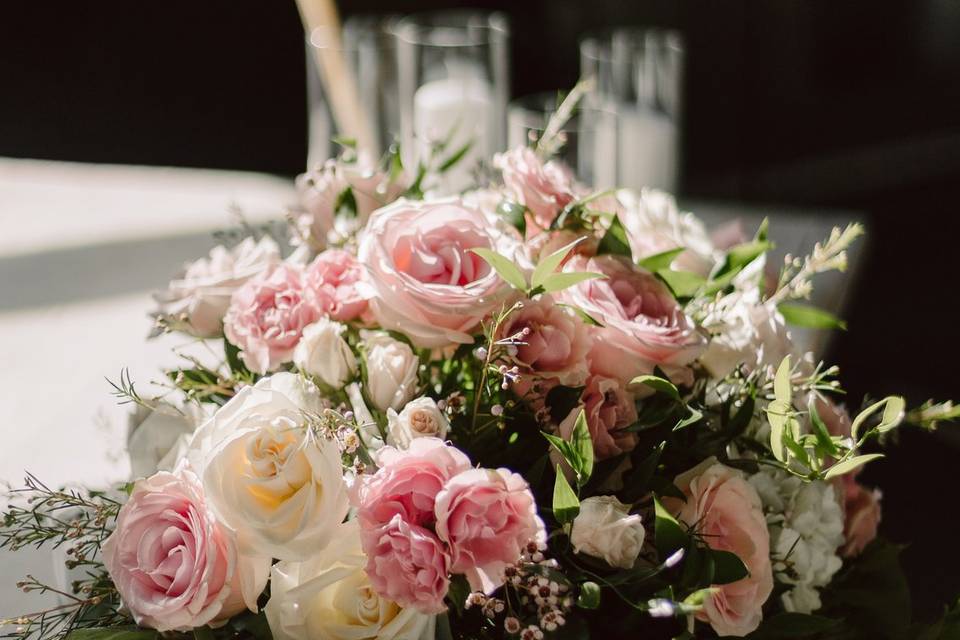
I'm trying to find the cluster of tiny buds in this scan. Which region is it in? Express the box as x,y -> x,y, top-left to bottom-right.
499,541 -> 573,637
497,364 -> 521,390
464,592 -> 507,619
439,392 -> 468,417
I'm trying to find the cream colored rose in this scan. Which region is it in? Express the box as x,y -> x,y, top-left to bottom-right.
265,520 -> 435,640
294,319 -> 358,389
188,373 -> 350,560
154,236 -> 280,337
571,495 -> 646,569
361,331 -> 419,413
386,397 -> 450,449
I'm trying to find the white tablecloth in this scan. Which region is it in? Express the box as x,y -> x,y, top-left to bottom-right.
0,156 -> 864,620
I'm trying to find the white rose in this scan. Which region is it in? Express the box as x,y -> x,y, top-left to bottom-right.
294,319 -> 358,389
615,188 -> 718,277
188,373 -> 350,560
386,397 -> 450,449
154,236 -> 280,337
362,331 -> 419,412
571,495 -> 646,569
265,520 -> 434,640
127,405 -> 199,479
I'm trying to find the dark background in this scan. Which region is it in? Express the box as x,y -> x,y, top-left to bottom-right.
3,0 -> 959,621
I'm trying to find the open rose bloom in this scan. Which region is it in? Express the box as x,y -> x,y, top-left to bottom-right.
16,140 -> 940,640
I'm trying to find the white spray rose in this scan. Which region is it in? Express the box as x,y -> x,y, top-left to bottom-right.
362,331 -> 419,412
748,468 -> 844,614
127,405 -> 201,479
615,188 -> 719,276
154,236 -> 280,337
188,373 -> 350,560
265,520 -> 435,640
294,319 -> 358,389
386,397 -> 450,449
571,496 -> 646,569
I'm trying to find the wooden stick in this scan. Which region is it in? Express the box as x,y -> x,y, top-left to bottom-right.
294,0 -> 377,158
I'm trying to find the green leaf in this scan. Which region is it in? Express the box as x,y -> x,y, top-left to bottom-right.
224,337 -> 250,377
596,215 -> 632,257
437,139 -> 474,173
619,443 -> 664,502
767,399 -> 793,463
851,396 -> 906,442
537,271 -> 606,294
570,409 -> 594,486
65,629 -> 159,640
496,200 -> 527,235
331,135 -> 357,149
468,247 -> 528,292
711,549 -> 749,585
333,186 -> 358,217
552,465 -> 580,525
532,238 -> 584,289
778,303 -> 847,330
674,406 -> 703,431
823,453 -> 885,480
631,374 -> 681,401
656,268 -> 705,299
576,581 -> 602,609
808,398 -> 840,456
653,496 -> 687,556
774,356 -> 793,403
637,247 -> 685,272
714,239 -> 773,279
545,385 -> 586,425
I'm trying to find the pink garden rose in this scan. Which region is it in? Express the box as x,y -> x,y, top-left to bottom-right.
296,158 -> 405,248
839,482 -> 881,558
101,469 -> 268,631
223,263 -> 323,374
434,468 -> 545,593
497,296 -> 592,387
363,514 -> 451,614
577,375 -> 639,460
357,197 -> 521,348
558,254 -> 705,385
304,248 -> 369,322
154,237 -> 280,338
354,437 -> 472,528
664,461 -> 774,637
495,146 -> 579,234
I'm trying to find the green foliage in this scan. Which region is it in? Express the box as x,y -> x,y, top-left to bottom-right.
577,581 -> 602,609
596,215 -> 632,258
552,465 -> 580,525
496,200 -> 527,235
631,375 -> 681,402
778,303 -> 847,330
65,629 -> 157,640
468,247 -> 527,292
653,496 -> 686,557
542,409 -> 594,487
637,247 -> 685,272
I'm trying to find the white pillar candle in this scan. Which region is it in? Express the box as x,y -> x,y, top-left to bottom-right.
616,106 -> 678,193
413,75 -> 493,193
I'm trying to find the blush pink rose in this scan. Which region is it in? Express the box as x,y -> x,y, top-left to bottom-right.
557,254 -> 705,386
357,197 -> 521,348
495,146 -> 580,235
664,461 -> 774,637
497,296 -> 592,387
362,514 -> 450,614
304,248 -> 369,322
840,482 -> 881,558
354,437 -> 472,528
577,375 -> 639,460
223,263 -> 323,374
434,468 -> 545,593
101,469 -> 268,632
296,158 -> 406,248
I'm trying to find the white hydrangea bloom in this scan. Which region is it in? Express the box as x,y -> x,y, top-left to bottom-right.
748,468 -> 844,614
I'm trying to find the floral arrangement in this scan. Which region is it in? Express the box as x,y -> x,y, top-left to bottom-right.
3,108 -> 960,640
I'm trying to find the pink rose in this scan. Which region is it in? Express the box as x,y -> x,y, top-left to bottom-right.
363,514 -> 451,614
304,248 -> 369,322
664,461 -> 774,637
840,482 -> 881,558
357,197 -> 521,348
497,296 -> 592,387
495,146 -> 579,235
354,437 -> 472,528
223,263 -> 323,374
296,159 -> 405,248
101,469 -> 268,631
558,254 -> 705,385
578,375 -> 639,460
434,468 -> 545,593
